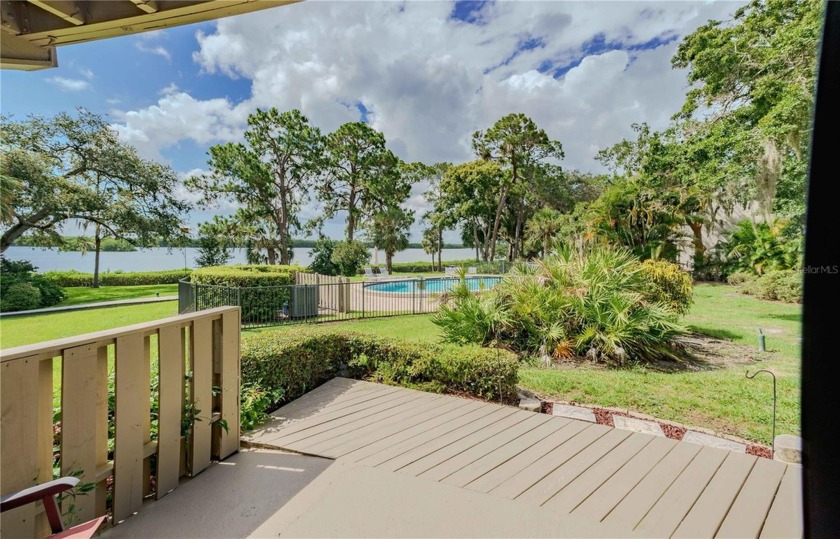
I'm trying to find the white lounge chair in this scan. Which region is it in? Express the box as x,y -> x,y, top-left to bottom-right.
445,266 -> 456,277
379,268 -> 390,279
364,267 -> 377,280
468,266 -> 478,275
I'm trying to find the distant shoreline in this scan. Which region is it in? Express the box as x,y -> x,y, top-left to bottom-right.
11,237 -> 466,252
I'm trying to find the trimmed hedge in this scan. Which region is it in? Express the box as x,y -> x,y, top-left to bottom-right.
44,269 -> 191,287
241,328 -> 520,415
190,264 -> 300,287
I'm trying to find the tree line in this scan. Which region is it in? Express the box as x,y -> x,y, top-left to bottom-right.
1,0 -> 818,284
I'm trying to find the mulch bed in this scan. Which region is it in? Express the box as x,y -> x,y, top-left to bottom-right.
659,423 -> 687,440
746,445 -> 773,459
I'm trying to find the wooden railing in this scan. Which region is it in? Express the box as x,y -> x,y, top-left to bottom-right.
0,306 -> 241,538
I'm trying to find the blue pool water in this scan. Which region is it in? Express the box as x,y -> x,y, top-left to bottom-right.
366,276 -> 502,294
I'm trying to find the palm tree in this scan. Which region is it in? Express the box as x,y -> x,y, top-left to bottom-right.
369,207 -> 414,273
526,208 -> 563,258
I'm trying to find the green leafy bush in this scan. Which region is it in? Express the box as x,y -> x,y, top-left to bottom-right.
726,271 -> 754,285
43,269 -> 191,287
433,246 -> 686,365
1,282 -> 42,311
191,265 -> 301,324
308,237 -> 341,276
331,240 -> 370,276
739,270 -> 802,303
638,259 -> 693,315
240,328 -> 519,413
1,259 -> 65,311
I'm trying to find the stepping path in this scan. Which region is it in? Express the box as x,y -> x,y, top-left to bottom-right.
683,430 -> 747,453
552,404 -> 596,422
613,416 -> 664,437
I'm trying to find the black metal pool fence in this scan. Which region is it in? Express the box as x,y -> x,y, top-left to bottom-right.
178,265 -> 507,328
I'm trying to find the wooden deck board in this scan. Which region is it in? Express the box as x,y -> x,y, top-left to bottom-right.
418,413 -> 551,482
572,436 -> 677,522
394,409 -> 528,476
516,428 -> 633,506
603,440 -> 702,529
464,420 -> 587,494
490,423 -> 612,500
671,452 -> 757,538
760,466 -> 803,539
717,457 -> 787,539
257,387 -> 410,445
443,417 -> 569,488
372,406 -> 518,472
543,432 -> 655,514
634,446 -> 728,536
346,401 -> 492,464
303,395 -> 457,457
244,379 -> 802,538
278,391 -> 431,449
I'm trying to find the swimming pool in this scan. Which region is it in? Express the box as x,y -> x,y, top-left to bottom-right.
365,276 -> 502,294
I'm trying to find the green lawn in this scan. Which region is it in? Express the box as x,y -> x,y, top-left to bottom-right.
58,284 -> 179,307
0,301 -> 179,348
253,283 -> 801,444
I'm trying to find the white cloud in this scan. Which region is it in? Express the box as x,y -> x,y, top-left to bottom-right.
112,0 -> 745,237
135,42 -> 172,61
80,68 -> 94,80
159,82 -> 180,95
111,92 -> 245,161
48,76 -> 91,92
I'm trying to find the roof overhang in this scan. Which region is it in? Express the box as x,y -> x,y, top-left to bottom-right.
0,0 -> 300,70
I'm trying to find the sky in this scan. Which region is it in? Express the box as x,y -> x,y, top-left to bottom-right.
0,0 -> 744,242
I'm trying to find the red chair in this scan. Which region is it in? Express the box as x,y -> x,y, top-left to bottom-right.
1,477 -> 106,538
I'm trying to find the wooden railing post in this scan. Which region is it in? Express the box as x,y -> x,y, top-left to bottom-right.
0,356 -> 53,538
218,308 -> 240,459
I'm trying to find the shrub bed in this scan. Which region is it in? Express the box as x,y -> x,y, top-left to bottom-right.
737,270 -> 802,303
433,246 -> 686,365
43,269 -> 191,287
240,328 -> 519,424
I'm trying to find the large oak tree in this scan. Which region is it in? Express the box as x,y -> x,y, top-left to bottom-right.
0,110 -> 189,286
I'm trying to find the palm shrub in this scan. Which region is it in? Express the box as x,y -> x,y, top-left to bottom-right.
433,246 -> 686,365
718,219 -> 803,275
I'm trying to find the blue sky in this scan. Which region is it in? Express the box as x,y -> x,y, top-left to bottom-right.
1,1 -> 740,241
